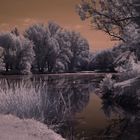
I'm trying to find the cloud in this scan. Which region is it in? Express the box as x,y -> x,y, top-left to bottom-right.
0,23 -> 9,26
74,24 -> 83,29
22,18 -> 38,26
0,23 -> 9,27
63,24 -> 84,31
0,23 -> 10,31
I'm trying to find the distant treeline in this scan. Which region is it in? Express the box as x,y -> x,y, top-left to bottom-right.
0,22 -> 140,75
0,22 -> 90,74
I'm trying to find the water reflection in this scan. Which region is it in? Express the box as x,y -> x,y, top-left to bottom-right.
0,75 -> 97,137
0,74 -> 139,140
100,88 -> 140,140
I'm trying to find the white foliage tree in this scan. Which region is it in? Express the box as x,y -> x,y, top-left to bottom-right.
25,22 -> 90,73
25,24 -> 48,72
46,22 -> 61,72
18,37 -> 35,74
0,47 -> 5,71
55,30 -> 89,72
0,32 -> 34,74
25,22 -> 61,73
76,0 -> 140,42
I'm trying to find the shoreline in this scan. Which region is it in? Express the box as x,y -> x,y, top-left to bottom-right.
0,114 -> 65,140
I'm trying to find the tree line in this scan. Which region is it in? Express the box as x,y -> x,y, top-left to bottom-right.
1,0 -> 140,75
0,21 -> 139,75
0,22 -> 124,75
0,22 -> 90,74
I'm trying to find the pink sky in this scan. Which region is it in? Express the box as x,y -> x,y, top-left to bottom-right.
0,0 -> 117,51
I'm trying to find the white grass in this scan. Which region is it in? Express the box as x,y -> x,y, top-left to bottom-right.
0,79 -> 47,121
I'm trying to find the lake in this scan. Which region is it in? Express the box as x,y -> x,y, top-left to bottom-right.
0,74 -> 139,140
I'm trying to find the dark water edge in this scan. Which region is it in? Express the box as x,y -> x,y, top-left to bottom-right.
0,73 -> 139,140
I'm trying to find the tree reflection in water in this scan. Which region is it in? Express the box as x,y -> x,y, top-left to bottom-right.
0,75 -> 139,139
0,75 -> 97,139
100,87 -> 140,140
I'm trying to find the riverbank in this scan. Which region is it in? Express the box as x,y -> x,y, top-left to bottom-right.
0,114 -> 65,140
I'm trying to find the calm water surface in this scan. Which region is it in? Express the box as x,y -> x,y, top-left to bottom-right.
0,74 -> 139,140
